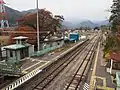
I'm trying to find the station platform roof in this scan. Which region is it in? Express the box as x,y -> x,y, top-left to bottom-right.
13,36 -> 28,40
3,44 -> 30,50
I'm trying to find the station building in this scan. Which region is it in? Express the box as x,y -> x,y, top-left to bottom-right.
0,36 -> 34,76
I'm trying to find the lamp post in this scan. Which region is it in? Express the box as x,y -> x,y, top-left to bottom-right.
36,0 -> 40,51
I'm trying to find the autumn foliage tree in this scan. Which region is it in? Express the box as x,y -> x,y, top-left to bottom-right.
18,9 -> 64,41
103,0 -> 120,60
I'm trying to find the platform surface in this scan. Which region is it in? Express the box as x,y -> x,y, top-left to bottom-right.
20,40 -> 86,74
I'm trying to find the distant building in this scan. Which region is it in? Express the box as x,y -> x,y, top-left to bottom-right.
94,27 -> 100,31
0,26 -> 36,45
0,26 -> 63,47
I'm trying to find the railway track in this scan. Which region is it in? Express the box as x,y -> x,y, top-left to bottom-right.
2,35 -> 99,90
43,37 -> 98,90
64,37 -> 98,90
15,36 -> 96,90
23,36 -> 98,90
2,39 -> 89,90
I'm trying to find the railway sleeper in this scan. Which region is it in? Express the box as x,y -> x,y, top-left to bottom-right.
72,74 -> 86,79
34,89 -> 39,90
35,86 -> 43,89
83,62 -> 91,76
67,87 -> 75,90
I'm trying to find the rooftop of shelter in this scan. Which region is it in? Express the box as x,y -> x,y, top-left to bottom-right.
13,36 -> 28,40
4,44 -> 27,50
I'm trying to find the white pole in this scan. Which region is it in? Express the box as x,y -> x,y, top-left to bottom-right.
36,0 -> 40,51
110,59 -> 113,74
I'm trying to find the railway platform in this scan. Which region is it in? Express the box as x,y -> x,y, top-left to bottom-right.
20,40 -> 86,74
89,42 -> 115,90
1,39 -> 87,90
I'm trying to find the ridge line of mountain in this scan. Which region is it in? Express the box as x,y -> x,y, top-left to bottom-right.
5,6 -> 109,28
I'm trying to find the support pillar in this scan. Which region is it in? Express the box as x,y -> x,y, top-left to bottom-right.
110,59 -> 113,74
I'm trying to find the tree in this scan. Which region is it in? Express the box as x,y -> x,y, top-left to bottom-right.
103,0 -> 120,60
109,0 -> 120,32
18,9 -> 64,41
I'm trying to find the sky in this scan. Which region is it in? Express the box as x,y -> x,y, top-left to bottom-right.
5,0 -> 113,21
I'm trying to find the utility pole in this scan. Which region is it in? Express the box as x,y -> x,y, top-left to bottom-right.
0,43 -> 2,61
36,0 -> 40,51
0,0 -> 9,28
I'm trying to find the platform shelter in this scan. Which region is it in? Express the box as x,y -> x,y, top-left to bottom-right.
3,36 -> 34,64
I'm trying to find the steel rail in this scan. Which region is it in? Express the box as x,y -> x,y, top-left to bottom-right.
65,37 -> 98,90
75,37 -> 99,90
1,39 -> 89,90
32,37 -> 96,90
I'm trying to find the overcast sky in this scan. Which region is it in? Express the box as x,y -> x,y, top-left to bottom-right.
5,0 -> 112,21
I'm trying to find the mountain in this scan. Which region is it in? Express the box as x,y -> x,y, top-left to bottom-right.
93,20 -> 109,26
3,6 -> 109,28
5,6 -> 24,26
79,20 -> 98,28
62,21 -> 78,29
62,20 -> 99,29
22,9 -> 37,15
62,20 -> 110,29
4,7 -> 37,26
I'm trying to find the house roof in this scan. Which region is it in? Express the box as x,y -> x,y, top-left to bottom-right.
110,52 -> 120,62
40,38 -> 64,43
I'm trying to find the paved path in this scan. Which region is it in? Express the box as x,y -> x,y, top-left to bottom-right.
89,43 -> 115,90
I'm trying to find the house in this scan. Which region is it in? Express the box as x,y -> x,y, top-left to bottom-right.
32,38 -> 64,56
41,38 -> 64,50
106,52 -> 120,74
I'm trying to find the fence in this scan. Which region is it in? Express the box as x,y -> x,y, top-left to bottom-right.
0,62 -> 21,76
31,45 -> 61,57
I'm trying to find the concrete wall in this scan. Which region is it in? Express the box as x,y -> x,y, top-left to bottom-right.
29,45 -> 34,57
6,50 -> 20,64
16,50 -> 20,63
2,50 -> 6,58
39,40 -> 64,53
